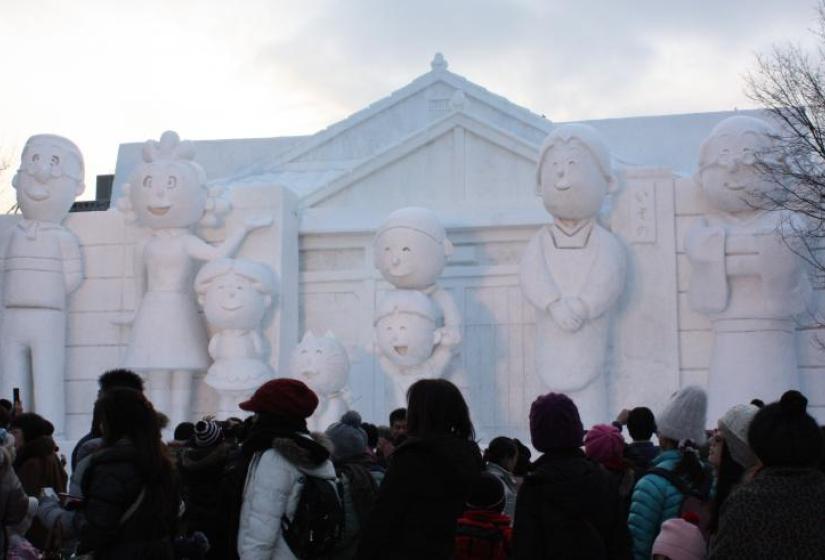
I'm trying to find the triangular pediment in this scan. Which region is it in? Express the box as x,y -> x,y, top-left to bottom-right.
273,56 -> 551,170
299,110 -> 542,227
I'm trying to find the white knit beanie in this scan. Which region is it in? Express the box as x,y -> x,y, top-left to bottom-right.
656,385 -> 708,445
718,404 -> 759,469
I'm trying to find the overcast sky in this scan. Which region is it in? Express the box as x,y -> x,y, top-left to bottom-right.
0,0 -> 820,198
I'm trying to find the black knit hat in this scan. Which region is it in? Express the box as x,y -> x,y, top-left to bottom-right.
466,472 -> 505,513
748,390 -> 824,468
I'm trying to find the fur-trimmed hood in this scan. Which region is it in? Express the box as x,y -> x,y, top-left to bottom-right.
271,432 -> 334,472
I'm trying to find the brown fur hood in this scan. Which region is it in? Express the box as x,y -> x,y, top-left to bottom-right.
271,432 -> 333,470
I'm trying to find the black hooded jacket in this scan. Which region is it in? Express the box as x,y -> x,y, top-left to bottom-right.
511,448 -> 631,560
356,435 -> 482,560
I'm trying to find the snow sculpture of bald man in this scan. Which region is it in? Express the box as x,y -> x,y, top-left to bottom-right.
0,134 -> 86,438
520,124 -> 626,426
686,115 -> 811,420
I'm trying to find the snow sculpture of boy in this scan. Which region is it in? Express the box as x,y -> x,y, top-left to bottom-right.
373,207 -> 461,348
519,124 -> 626,426
686,115 -> 811,420
290,330 -> 351,431
374,289 -> 453,408
195,258 -> 276,417
0,134 -> 85,437
116,131 -> 270,428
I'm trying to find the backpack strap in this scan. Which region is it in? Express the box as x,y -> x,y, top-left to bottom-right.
119,486 -> 146,526
646,467 -> 708,499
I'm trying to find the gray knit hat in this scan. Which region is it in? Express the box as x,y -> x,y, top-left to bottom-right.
718,404 -> 759,469
325,411 -> 368,461
656,385 -> 708,445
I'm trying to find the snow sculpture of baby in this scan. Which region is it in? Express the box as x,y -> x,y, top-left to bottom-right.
195,258 -> 276,417
0,135 -> 85,437
686,115 -> 811,420
519,124 -> 626,426
374,289 -> 453,408
373,207 -> 461,348
290,331 -> 351,431
116,131 -> 270,428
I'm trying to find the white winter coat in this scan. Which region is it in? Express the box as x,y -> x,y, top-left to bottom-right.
237,434 -> 337,560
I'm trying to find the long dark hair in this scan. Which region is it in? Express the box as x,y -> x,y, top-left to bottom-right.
406,379 -> 475,441
709,440 -> 745,534
95,388 -> 177,520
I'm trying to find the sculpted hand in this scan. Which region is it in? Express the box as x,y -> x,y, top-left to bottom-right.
549,299 -> 584,332
439,326 -> 462,347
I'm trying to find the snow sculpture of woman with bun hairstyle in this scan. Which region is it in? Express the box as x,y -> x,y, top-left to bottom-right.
116,131 -> 271,428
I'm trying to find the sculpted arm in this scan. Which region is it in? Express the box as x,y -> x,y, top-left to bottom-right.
185,215 -> 272,262
431,287 -> 462,346
578,232 -> 626,320
519,231 -> 561,312
58,229 -> 84,294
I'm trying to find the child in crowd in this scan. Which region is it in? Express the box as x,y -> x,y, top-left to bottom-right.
455,472 -> 512,560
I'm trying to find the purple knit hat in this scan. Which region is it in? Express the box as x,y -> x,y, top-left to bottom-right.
529,393 -> 584,452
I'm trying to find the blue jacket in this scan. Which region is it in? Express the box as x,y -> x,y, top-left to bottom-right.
627,450 -> 703,560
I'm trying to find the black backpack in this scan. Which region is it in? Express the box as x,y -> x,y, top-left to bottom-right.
281,474 -> 345,559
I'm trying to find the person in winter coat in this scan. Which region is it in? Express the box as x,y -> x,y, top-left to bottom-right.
709,391 -> 825,559
628,386 -> 712,560
482,437 -> 518,520
455,472 -> 512,560
178,419 -> 233,560
623,407 -> 660,472
706,404 -> 759,537
70,368 -> 145,470
511,393 -> 631,559
9,412 -> 66,549
236,378 -> 337,560
0,429 -> 32,560
585,424 -> 635,518
41,388 -> 179,559
357,379 -> 482,560
324,410 -> 383,560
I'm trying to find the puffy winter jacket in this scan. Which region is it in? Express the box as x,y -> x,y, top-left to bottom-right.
0,447 -> 30,560
237,433 -> 337,560
77,439 -> 178,559
511,448 -> 631,560
356,435 -> 483,560
628,449 -> 707,560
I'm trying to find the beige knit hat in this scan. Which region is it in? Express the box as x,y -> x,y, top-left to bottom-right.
718,404 -> 760,469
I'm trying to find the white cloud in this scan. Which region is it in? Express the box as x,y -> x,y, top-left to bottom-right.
0,0 -> 820,195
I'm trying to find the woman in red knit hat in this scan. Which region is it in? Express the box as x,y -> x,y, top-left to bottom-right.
235,378 -> 337,560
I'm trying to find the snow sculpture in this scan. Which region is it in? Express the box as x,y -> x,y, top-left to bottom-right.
372,207 -> 461,407
374,289 -> 453,408
290,331 -> 351,431
195,258 -> 276,417
0,135 -> 85,437
520,124 -> 626,426
116,131 -> 271,428
686,115 -> 811,420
